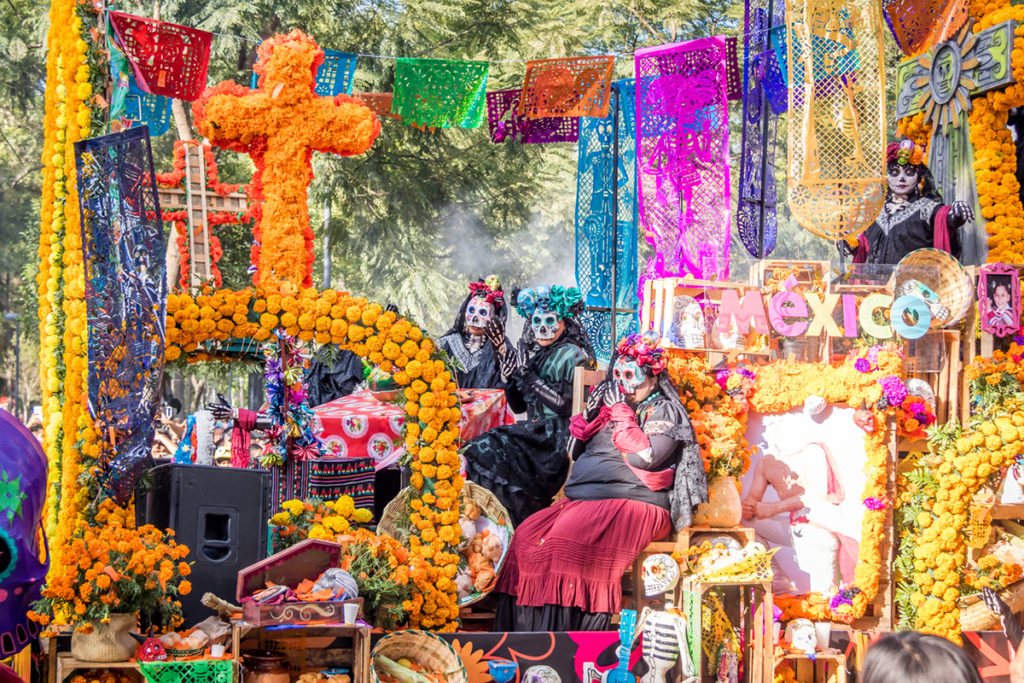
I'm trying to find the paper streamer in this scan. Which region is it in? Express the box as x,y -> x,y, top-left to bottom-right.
486,89 -> 579,143
518,55 -> 615,119
393,58 -> 489,128
109,11 -> 212,101
786,0 -> 887,242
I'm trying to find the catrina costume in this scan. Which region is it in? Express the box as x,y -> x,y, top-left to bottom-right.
842,139 -> 974,265
494,333 -> 707,632
462,285 -> 595,527
436,276 -> 511,390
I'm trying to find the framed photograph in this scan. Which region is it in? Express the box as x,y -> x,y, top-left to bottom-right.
978,263 -> 1020,338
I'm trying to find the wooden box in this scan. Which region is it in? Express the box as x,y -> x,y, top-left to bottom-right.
237,539 -> 363,626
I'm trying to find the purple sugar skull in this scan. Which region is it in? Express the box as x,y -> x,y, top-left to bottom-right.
0,410 -> 48,656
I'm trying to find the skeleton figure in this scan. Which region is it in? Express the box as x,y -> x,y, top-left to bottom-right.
632,554 -> 697,683
0,410 -> 48,657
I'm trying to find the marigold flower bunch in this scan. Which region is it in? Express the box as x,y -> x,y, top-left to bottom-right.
30,501 -> 192,631
269,496 -> 374,552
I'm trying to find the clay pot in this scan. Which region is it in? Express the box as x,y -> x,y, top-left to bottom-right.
70,613 -> 138,662
694,475 -> 742,527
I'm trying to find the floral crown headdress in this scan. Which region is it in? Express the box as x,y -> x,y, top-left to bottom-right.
514,285 -> 583,320
468,274 -> 505,307
616,331 -> 667,374
887,139 -> 925,167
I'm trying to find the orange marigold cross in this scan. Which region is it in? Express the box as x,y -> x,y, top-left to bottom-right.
193,30 -> 380,289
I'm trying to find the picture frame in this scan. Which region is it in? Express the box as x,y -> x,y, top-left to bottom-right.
978,263 -> 1020,338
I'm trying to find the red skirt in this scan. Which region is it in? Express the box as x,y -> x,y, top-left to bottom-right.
496,498 -> 671,614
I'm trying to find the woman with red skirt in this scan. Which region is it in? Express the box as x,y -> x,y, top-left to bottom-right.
494,332 -> 707,631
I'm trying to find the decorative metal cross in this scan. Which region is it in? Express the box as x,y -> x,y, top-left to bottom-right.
157,141 -> 247,289
895,19 -> 1017,264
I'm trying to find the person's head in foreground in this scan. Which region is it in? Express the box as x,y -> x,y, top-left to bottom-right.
861,632 -> 982,683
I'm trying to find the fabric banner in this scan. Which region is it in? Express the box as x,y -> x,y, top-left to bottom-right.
73,127 -> 167,503
392,58 -> 489,128
109,11 -> 212,101
575,80 -> 639,362
737,0 -> 786,258
251,46 -> 357,97
486,89 -> 579,144
882,0 -> 968,57
786,0 -> 887,241
518,55 -> 615,119
636,38 -> 731,282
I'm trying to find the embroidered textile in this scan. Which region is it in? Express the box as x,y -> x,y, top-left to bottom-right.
636,38 -> 731,281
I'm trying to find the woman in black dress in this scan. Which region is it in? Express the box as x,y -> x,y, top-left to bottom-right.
436,276 -> 511,390
462,284 -> 595,526
839,139 -> 974,264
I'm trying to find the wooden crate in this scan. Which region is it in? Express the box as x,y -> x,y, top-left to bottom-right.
777,652 -> 848,683
749,260 -> 831,290
680,578 -> 773,683
232,622 -> 371,683
641,277 -> 771,361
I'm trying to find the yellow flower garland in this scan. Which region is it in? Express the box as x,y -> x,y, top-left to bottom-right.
39,0 -> 99,576
899,347 -> 1024,643
168,284 -> 463,629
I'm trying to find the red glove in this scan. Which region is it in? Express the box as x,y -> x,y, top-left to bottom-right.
610,403 -> 650,454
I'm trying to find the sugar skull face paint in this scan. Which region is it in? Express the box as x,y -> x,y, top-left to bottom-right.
613,357 -> 647,395
531,311 -> 560,341
465,298 -> 494,331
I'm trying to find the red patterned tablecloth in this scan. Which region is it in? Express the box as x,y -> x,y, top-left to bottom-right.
315,388 -> 513,467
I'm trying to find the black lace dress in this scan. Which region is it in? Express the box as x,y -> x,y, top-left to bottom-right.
462,337 -> 589,526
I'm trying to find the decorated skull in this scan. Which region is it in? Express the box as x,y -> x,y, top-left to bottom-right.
137,636 -> 168,662
670,295 -> 704,349
531,310 -> 560,341
465,298 -> 495,330
523,665 -> 561,683
784,618 -> 817,655
641,553 -> 680,597
0,410 -> 48,657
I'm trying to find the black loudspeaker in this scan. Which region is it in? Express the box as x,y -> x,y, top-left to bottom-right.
136,464 -> 271,625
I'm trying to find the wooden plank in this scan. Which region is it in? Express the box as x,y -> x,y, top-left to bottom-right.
991,503 -> 1024,520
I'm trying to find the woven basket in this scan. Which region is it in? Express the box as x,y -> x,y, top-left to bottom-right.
959,579 -> 1024,631
371,630 -> 467,683
378,481 -> 513,605
895,248 -> 973,327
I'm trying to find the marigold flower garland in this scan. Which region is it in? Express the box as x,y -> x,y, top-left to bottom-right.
168,286 -> 463,628
38,0 -> 104,580
896,346 -> 1024,642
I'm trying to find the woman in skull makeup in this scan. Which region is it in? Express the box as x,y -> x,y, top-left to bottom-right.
493,332 -> 707,632
461,284 -> 595,527
838,139 -> 974,265
436,275 -> 511,390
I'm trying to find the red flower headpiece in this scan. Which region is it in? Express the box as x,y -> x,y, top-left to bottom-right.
616,332 -> 666,374
887,139 -> 925,167
468,275 -> 505,308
